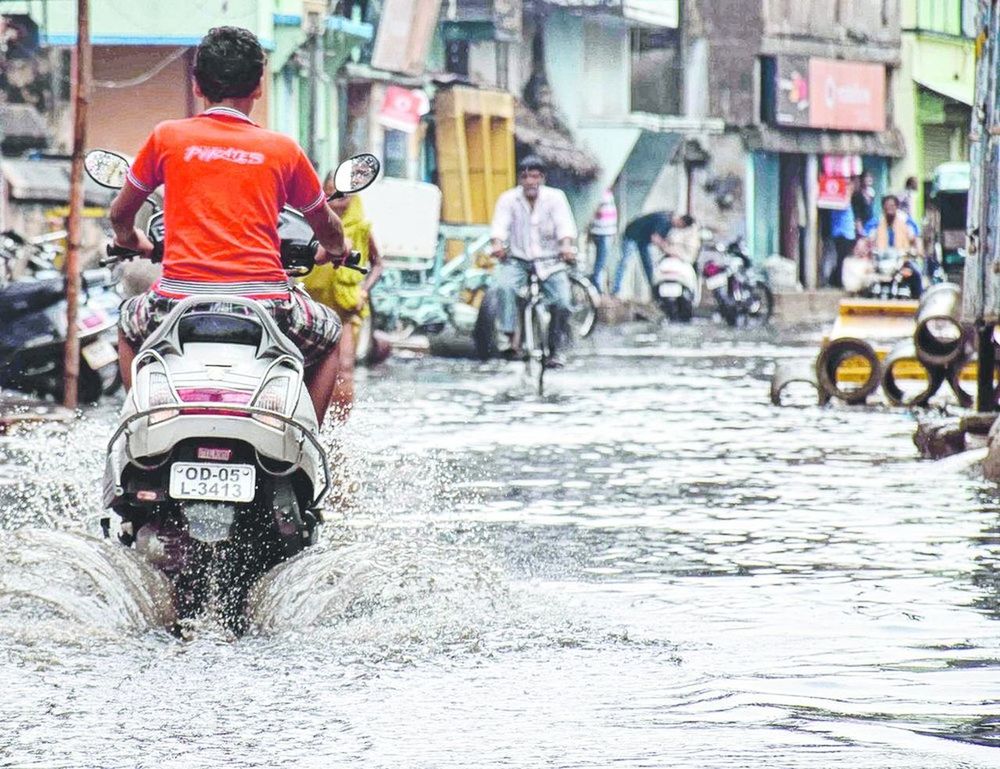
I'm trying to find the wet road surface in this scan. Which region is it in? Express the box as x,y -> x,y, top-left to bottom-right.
1,321 -> 999,768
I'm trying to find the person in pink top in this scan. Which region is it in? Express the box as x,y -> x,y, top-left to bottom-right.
589,189 -> 618,294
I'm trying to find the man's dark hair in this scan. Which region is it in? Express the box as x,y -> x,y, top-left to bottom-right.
679,214 -> 695,228
518,155 -> 547,175
882,194 -> 900,207
194,27 -> 266,103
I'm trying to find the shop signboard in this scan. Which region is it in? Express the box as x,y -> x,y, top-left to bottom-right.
809,58 -> 886,132
771,56 -> 886,132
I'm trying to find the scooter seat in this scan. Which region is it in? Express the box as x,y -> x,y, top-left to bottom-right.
0,276 -> 64,319
177,312 -> 263,348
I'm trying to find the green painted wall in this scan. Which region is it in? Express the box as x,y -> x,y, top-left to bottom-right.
893,13 -> 974,213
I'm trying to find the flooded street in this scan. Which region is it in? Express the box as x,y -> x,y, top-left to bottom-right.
2,322 -> 999,768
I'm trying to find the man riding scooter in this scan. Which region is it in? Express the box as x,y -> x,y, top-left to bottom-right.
108,26 -> 351,422
490,156 -> 577,368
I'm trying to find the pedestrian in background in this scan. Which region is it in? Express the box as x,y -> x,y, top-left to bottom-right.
852,170 -> 876,239
829,178 -> 857,288
899,175 -> 919,216
303,171 -> 384,420
613,210 -> 693,297
588,189 -> 618,294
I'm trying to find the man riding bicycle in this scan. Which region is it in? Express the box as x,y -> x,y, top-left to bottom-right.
490,156 -> 578,368
108,26 -> 349,422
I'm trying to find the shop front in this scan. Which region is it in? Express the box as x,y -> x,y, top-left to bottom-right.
749,55 -> 904,288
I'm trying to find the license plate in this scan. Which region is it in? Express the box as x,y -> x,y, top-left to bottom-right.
658,283 -> 683,298
705,273 -> 728,291
81,339 -> 118,369
169,463 -> 256,503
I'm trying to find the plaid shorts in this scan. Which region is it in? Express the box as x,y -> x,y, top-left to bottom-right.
119,286 -> 342,366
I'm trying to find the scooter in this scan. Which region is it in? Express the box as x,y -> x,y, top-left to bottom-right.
0,230 -> 121,402
652,252 -> 699,322
84,149 -> 379,632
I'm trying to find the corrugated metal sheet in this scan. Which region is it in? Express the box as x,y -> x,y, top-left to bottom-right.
1,158 -> 112,205
741,125 -> 906,158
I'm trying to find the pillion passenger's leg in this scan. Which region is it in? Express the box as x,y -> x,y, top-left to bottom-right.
285,290 -> 344,426
117,290 -> 162,391
304,344 -> 341,424
118,330 -> 137,391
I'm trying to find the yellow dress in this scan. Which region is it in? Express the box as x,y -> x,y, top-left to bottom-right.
300,196 -> 371,328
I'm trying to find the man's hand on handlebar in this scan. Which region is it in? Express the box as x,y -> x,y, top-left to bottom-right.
314,237 -> 354,266
560,245 -> 578,264
491,239 -> 508,262
114,227 -> 155,260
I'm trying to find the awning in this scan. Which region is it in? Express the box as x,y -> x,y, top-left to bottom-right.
741,125 -> 906,158
514,100 -> 600,181
1,157 -> 112,206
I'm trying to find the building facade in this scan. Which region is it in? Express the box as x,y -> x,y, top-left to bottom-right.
685,0 -> 905,288
893,0 -> 976,214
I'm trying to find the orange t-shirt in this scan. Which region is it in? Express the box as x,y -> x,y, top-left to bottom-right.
127,106 -> 326,299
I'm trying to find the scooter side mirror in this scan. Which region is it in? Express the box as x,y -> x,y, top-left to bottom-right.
85,149 -> 130,189
330,153 -> 380,198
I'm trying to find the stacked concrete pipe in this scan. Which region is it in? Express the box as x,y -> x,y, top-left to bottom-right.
881,283 -> 973,407
815,337 -> 882,404
913,283 -> 966,368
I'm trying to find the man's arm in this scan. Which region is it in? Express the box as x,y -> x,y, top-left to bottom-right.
303,202 -> 347,264
490,192 -> 513,258
109,183 -> 154,256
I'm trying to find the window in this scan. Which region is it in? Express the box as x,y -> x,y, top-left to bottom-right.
445,39 -> 469,77
630,27 -> 682,116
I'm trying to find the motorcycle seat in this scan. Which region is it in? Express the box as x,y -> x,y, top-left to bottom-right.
0,276 -> 65,319
177,313 -> 263,349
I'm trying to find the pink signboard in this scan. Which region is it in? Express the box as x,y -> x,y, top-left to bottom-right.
808,58 -> 886,132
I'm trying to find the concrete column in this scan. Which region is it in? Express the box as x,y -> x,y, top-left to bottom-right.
804,153 -> 819,289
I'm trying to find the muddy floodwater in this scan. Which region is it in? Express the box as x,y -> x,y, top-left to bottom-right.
1,322 -> 999,768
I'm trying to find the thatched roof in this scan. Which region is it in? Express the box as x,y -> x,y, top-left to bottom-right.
514,99 -> 600,180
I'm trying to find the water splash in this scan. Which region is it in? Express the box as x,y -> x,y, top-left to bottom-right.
0,529 -> 174,639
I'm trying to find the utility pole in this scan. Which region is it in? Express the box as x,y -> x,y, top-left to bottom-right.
64,0 -> 90,409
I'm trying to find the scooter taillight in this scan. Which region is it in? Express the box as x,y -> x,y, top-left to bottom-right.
703,262 -> 723,278
175,388 -> 252,417
176,388 -> 252,404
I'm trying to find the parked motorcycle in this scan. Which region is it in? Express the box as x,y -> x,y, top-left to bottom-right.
0,229 -> 121,402
701,238 -> 773,326
84,149 -> 379,632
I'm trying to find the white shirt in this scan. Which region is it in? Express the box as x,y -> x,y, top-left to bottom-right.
491,185 -> 578,265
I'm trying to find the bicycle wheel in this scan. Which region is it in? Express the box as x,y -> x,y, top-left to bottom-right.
532,303 -> 548,396
569,274 -> 599,339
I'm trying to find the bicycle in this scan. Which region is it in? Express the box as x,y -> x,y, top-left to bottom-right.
473,255 -> 598,365
519,257 -> 562,396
